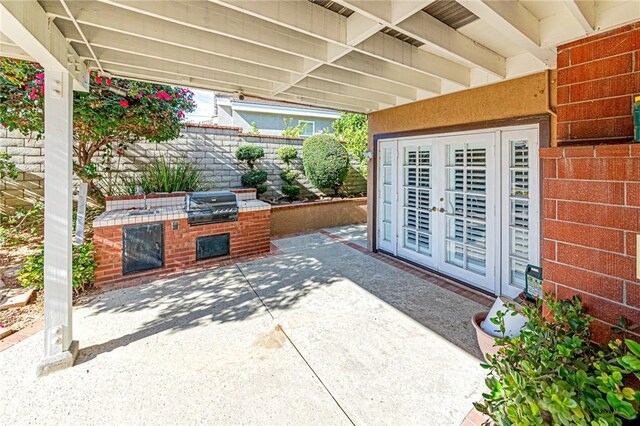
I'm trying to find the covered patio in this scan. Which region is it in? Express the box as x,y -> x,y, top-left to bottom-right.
2,0 -> 640,379
0,226 -> 492,424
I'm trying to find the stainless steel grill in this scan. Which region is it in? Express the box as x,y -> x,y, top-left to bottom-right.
185,191 -> 238,225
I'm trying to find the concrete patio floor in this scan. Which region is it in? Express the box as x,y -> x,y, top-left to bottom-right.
0,225 -> 490,425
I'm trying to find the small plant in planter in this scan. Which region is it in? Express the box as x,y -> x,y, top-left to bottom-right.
236,144 -> 268,196
474,295 -> 640,426
278,146 -> 300,202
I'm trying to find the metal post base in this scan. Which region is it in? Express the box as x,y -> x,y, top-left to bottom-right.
36,340 -> 79,377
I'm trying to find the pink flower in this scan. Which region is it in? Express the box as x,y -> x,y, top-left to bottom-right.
35,73 -> 44,80
119,99 -> 129,108
106,78 -> 112,86
177,111 -> 185,118
155,90 -> 172,100
136,93 -> 143,99
29,92 -> 39,100
95,76 -> 102,84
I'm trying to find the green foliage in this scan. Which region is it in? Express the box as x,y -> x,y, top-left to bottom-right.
474,296 -> 640,426
282,118 -> 307,138
0,152 -> 18,181
0,58 -> 196,199
280,170 -> 298,183
236,144 -> 265,170
332,112 -> 368,177
241,170 -> 268,195
245,121 -> 260,136
134,157 -> 203,194
281,184 -> 300,201
277,146 -> 298,164
18,242 -> 97,295
302,134 -> 350,196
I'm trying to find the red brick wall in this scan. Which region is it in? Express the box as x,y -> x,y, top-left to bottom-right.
541,144 -> 640,342
557,23 -> 640,144
94,210 -> 271,286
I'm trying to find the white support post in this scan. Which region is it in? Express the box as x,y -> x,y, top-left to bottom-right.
36,69 -> 78,377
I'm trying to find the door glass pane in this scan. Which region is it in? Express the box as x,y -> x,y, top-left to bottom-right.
444,142 -> 487,276
402,145 -> 432,257
507,139 -> 531,290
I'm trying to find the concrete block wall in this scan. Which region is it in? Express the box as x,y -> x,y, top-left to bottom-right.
0,124 -> 367,214
0,128 -> 45,213
556,22 -> 640,144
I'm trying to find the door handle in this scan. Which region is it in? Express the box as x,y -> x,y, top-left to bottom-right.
439,208 -> 445,213
431,206 -> 437,212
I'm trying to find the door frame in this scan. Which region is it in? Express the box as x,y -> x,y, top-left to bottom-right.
371,115 -> 550,295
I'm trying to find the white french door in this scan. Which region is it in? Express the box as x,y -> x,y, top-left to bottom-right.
376,125 -> 539,296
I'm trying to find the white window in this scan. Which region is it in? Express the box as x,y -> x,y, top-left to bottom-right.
299,120 -> 315,136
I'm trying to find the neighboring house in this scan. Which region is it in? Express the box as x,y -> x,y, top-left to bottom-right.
214,95 -> 341,136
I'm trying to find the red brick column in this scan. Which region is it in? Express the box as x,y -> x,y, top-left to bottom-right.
541,144 -> 640,342
556,22 -> 640,144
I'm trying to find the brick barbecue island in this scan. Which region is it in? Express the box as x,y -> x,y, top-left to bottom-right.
93,189 -> 271,286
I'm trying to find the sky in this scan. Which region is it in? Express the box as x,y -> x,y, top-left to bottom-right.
186,89 -> 216,122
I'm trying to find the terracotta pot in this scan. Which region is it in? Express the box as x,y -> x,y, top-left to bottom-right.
472,311 -> 500,362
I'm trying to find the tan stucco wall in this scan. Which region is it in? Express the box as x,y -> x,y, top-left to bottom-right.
366,70 -> 558,248
271,198 -> 367,237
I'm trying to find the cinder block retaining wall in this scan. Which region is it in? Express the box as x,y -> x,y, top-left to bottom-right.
0,124 -> 367,214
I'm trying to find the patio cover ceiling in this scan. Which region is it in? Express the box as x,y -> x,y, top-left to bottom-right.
1,1 -> 640,112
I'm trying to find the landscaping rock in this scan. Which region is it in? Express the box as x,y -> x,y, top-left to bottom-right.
0,287 -> 34,311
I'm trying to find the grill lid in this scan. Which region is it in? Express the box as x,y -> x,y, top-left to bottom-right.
186,191 -> 237,212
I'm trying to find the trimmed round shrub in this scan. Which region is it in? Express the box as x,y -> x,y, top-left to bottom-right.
302,134 -> 350,195
282,184 -> 300,202
280,170 -> 298,184
241,169 -> 268,190
236,144 -> 264,169
277,146 -> 298,163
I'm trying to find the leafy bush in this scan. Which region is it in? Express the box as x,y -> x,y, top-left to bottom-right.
282,118 -> 307,138
137,157 -> 203,193
236,144 -> 264,169
278,146 -> 298,163
277,145 -> 300,201
245,121 -> 260,136
241,170 -> 268,195
0,151 -> 18,181
18,242 -> 97,295
302,134 -> 350,196
474,296 -> 640,425
332,112 -> 368,177
281,184 -> 300,200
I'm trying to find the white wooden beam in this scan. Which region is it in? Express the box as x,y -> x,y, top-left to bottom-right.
397,12 -> 506,77
37,69 -> 77,376
346,12 -> 383,46
284,86 -> 379,111
0,0 -> 88,90
562,0 -> 596,34
457,0 -> 557,68
295,76 -> 396,106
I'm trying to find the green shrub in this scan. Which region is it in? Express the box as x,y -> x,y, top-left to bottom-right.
474,296 -> 640,425
0,151 -> 18,181
236,144 -> 264,169
137,157 -> 203,193
281,118 -> 307,138
245,121 -> 260,136
281,184 -> 300,200
18,242 -> 97,295
302,134 -> 349,196
241,170 -> 268,195
277,146 -> 298,163
280,170 -> 298,183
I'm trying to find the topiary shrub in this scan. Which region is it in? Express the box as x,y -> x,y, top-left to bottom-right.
236,144 -> 267,195
236,144 -> 264,169
277,145 -> 300,202
302,134 -> 349,196
240,170 -> 268,195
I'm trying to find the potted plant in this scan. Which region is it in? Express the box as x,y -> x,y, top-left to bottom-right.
472,296 -> 528,361
474,296 -> 640,425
